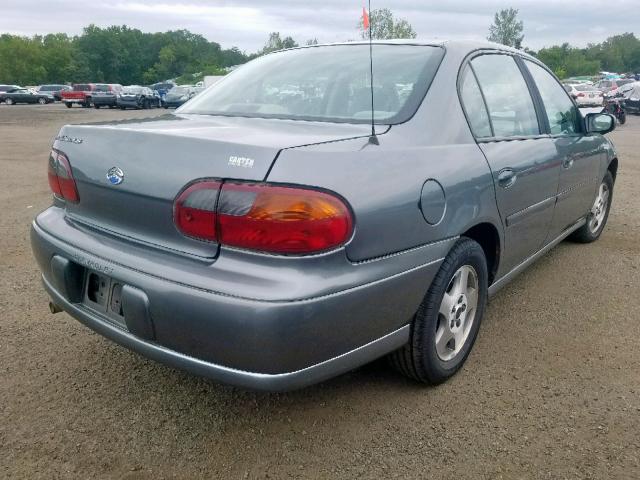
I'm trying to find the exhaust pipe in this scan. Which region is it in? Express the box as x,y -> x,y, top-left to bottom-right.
49,302 -> 63,314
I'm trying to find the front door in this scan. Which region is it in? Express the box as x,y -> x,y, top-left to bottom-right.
522,60 -> 602,237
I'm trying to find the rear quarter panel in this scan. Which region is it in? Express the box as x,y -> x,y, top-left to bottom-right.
268,46 -> 502,262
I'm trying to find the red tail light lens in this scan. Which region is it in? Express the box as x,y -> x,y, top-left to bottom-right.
577,93 -> 585,97
218,183 -> 353,254
174,181 -> 221,242
48,149 -> 79,203
173,180 -> 354,254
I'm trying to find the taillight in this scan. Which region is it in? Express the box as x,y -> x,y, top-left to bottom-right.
173,180 -> 354,255
174,180 -> 221,242
577,93 -> 585,97
48,149 -> 79,202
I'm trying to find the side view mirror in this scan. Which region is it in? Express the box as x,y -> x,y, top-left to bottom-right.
585,113 -> 615,135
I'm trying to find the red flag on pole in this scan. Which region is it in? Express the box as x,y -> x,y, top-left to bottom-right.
362,6 -> 370,29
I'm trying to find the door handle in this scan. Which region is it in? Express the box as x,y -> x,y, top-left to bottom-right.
563,156 -> 575,169
497,168 -> 517,188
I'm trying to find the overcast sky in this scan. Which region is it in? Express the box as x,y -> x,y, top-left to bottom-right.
1,0 -> 639,52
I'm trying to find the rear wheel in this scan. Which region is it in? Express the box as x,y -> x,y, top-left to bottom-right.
389,238 -> 488,384
619,111 -> 626,125
38,97 -> 46,105
5,98 -> 14,105
94,104 -> 100,109
65,103 -> 72,108
569,171 -> 614,243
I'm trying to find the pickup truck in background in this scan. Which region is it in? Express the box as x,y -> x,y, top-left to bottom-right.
61,84 -> 97,108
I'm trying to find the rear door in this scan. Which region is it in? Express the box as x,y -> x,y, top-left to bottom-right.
522,60 -> 602,237
461,53 -> 560,273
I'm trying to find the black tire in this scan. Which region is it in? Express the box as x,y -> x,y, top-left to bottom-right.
120,106 -> 126,110
94,104 -> 100,109
5,98 -> 14,105
38,98 -> 46,105
65,103 -> 72,108
619,111 -> 626,125
569,171 -> 614,243
389,237 -> 488,384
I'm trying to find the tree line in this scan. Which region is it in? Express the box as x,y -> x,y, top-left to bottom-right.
1,10 -> 639,86
0,25 -> 249,86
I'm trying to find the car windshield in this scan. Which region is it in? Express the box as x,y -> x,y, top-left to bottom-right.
123,86 -> 143,94
180,44 -> 445,124
94,85 -> 110,92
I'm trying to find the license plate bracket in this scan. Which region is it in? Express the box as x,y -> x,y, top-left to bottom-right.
83,270 -> 128,329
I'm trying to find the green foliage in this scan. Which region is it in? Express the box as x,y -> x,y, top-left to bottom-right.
488,8 -> 524,49
358,8 -> 417,40
534,34 -> 640,78
0,26 -> 250,86
258,32 -> 299,56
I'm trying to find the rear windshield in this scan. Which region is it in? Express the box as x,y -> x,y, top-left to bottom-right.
73,84 -> 91,91
575,85 -> 593,91
153,83 -> 174,90
170,86 -> 190,95
123,86 -> 144,94
180,44 -> 445,124
94,84 -> 110,92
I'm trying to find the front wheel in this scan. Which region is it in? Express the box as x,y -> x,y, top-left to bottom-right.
38,98 -> 46,105
5,98 -> 14,105
569,171 -> 614,243
65,103 -> 72,108
389,238 -> 488,384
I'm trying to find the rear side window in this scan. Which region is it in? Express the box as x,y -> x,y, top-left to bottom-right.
74,84 -> 91,91
459,65 -> 492,137
470,54 -> 540,138
525,60 -> 579,135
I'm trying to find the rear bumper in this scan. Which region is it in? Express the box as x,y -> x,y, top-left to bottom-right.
93,97 -> 117,106
31,208 -> 451,390
163,100 -> 186,108
116,98 -> 141,108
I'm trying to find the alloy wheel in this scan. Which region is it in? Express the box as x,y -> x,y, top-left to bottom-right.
435,265 -> 479,362
588,182 -> 610,234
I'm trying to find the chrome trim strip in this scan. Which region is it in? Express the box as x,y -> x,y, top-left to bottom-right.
505,196 -> 555,227
43,274 -> 409,392
488,217 -> 586,297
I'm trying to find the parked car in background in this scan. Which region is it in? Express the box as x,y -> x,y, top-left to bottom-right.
92,84 -> 123,109
0,84 -> 20,93
150,81 -> 175,105
37,84 -> 72,101
61,83 -> 96,108
163,85 -> 197,108
116,86 -> 160,109
622,83 -> 640,114
563,83 -> 603,106
33,41 -> 619,391
1,88 -> 54,105
596,78 -> 636,97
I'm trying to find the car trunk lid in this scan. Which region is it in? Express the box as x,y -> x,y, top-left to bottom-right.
55,114 -> 373,259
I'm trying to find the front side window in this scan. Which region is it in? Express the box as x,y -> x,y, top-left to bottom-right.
180,44 -> 445,124
525,60 -> 579,135
459,65 -> 492,138
470,54 -> 540,138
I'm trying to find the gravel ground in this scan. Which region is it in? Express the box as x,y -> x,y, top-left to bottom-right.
1,104 -> 639,479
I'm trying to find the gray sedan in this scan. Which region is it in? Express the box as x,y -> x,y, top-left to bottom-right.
32,40 -> 618,391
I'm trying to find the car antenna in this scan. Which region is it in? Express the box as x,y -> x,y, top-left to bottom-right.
365,0 -> 379,145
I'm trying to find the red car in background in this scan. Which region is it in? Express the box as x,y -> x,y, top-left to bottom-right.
61,83 -> 96,108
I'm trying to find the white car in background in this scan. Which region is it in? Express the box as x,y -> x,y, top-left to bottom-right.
563,83 -> 603,106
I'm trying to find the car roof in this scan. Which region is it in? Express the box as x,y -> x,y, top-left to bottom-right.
279,38 -> 534,60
